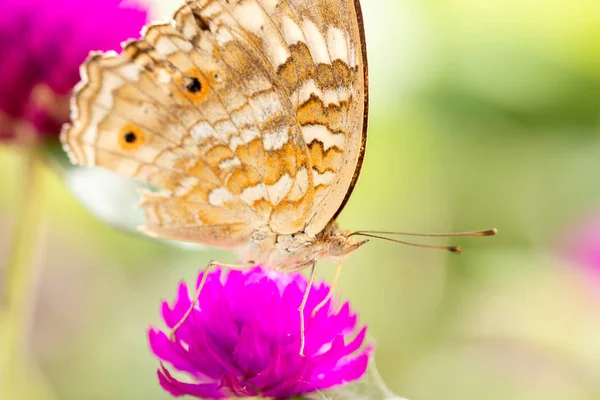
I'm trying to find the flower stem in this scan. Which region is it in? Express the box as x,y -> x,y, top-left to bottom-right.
0,146 -> 47,398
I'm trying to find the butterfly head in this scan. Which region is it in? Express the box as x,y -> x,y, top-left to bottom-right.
320,224 -> 369,262
326,234 -> 369,260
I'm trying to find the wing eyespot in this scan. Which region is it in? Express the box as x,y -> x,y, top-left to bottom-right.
186,77 -> 202,93
124,132 -> 137,143
118,124 -> 145,151
178,68 -> 210,102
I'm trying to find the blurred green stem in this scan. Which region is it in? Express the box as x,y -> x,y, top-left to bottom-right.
0,146 -> 46,399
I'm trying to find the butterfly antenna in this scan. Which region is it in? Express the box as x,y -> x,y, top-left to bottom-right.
349,228 -> 497,254
349,232 -> 462,253
352,228 -> 497,238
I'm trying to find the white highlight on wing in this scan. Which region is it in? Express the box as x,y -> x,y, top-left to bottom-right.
292,80 -> 351,107
294,79 -> 321,106
154,37 -> 179,56
229,137 -> 244,151
190,121 -> 217,142
156,68 -> 171,84
219,157 -> 242,170
171,36 -> 194,53
349,43 -> 358,68
234,0 -> 290,68
288,168 -> 309,200
327,27 -> 349,63
241,127 -> 261,144
302,124 -> 345,151
268,38 -> 292,68
180,18 -> 197,39
312,170 -> 335,187
215,120 -> 237,139
324,87 -> 352,106
281,15 -> 303,45
302,18 -> 330,64
334,87 -> 352,103
267,173 -> 292,204
80,145 -> 96,167
216,27 -> 234,46
118,63 -> 142,81
174,177 -> 199,196
208,187 -> 234,207
262,127 -> 289,150
322,90 -> 338,105
241,183 -> 268,204
231,105 -> 254,127
249,91 -> 282,124
234,1 -> 266,32
229,127 -> 261,151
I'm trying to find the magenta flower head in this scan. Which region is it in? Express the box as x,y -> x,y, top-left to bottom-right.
0,0 -> 148,143
560,212 -> 600,279
149,267 -> 371,399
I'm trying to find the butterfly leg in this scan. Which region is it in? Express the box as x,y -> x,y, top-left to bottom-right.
170,260 -> 249,340
311,261 -> 343,318
297,259 -> 318,356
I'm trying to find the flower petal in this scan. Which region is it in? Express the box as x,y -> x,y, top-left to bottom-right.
233,319 -> 273,376
148,329 -> 200,376
150,266 -> 371,399
158,366 -> 225,399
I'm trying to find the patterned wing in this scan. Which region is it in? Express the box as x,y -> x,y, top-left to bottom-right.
61,0 -> 367,245
185,0 -> 368,236
289,0 -> 368,235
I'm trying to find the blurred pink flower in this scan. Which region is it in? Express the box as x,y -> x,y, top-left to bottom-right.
561,213 -> 600,276
0,0 -> 148,143
149,267 -> 371,399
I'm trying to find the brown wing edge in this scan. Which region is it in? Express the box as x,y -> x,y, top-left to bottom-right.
330,0 -> 369,222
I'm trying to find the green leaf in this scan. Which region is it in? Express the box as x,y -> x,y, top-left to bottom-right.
301,358 -> 406,400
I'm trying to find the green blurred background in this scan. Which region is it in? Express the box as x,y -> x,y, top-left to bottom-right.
3,0 -> 600,399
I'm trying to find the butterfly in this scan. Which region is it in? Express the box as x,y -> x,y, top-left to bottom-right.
62,0 -> 369,271
60,0 -> 495,353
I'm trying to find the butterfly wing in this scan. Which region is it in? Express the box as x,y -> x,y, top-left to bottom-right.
61,0 -> 367,246
270,0 -> 369,235
183,0 -> 368,236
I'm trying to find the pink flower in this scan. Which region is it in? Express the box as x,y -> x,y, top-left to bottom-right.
560,213 -> 600,277
149,267 -> 371,399
0,0 -> 148,143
